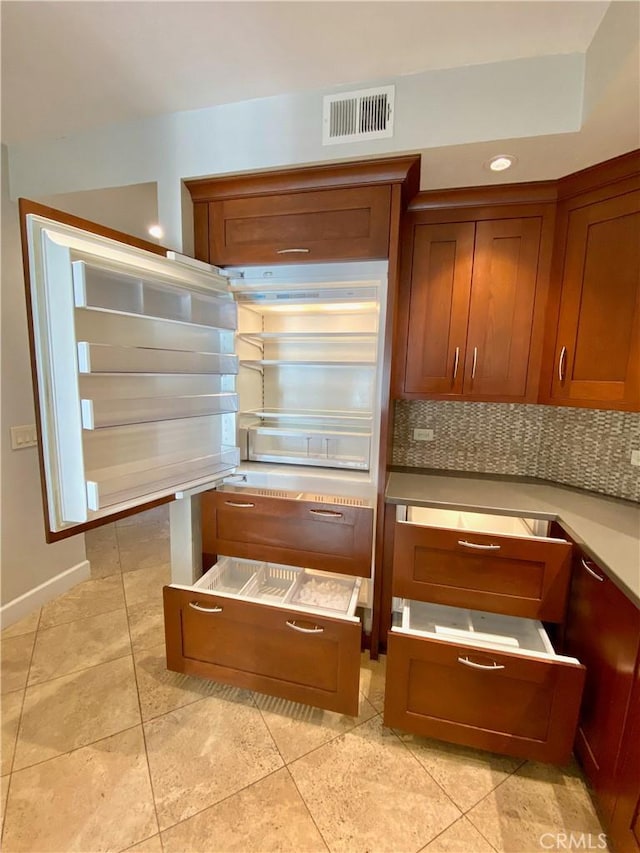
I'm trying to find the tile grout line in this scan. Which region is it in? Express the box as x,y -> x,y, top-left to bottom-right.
283,765 -> 332,853
254,690 -> 378,768
389,727 -> 464,822
25,651 -> 135,692
119,565 -> 165,851
37,600 -> 128,633
414,814 -> 468,853
157,765 -> 287,839
253,696 -> 332,852
8,605 -> 44,772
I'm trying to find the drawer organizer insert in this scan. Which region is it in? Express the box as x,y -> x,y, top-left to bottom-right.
394,600 -> 577,661
404,506 -> 554,539
194,557 -> 361,618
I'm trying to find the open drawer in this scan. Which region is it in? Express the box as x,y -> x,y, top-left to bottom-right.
202,487 -> 374,577
393,506 -> 572,621
384,600 -> 585,763
164,557 -> 362,714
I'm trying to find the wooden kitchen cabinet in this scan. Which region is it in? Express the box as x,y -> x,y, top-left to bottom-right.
563,545 -> 640,824
395,194 -> 555,402
385,623 -> 585,764
392,516 -> 571,622
609,664 -> 640,853
164,580 -> 361,715
382,505 -> 584,764
201,487 -> 374,578
541,153 -> 640,411
185,156 -> 420,266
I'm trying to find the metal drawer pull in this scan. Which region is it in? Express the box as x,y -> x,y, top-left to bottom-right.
458,656 -> 505,671
558,346 -> 567,382
453,346 -> 460,380
458,540 -> 501,551
471,346 -> 478,379
581,557 -> 605,582
189,602 -> 223,613
286,620 -> 324,634
276,248 -> 310,254
309,509 -> 343,518
224,501 -> 255,508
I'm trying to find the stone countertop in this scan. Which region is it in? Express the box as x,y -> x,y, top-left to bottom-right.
386,472 -> 640,607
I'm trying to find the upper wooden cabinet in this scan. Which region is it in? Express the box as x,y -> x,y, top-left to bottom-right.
395,193 -> 555,402
186,157 -> 420,266
541,155 -> 640,411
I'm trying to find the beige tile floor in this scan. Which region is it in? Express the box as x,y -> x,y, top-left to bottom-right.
1,505 -> 608,853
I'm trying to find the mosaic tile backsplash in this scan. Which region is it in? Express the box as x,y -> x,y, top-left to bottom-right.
392,401 -> 640,503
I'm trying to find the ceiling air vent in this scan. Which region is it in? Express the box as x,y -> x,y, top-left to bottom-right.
322,85 -> 395,145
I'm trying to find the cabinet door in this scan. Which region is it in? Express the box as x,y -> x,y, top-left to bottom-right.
464,218 -> 542,398
210,186 -> 391,265
403,222 -> 474,395
550,191 -> 640,408
564,550 -> 640,821
609,665 -> 640,853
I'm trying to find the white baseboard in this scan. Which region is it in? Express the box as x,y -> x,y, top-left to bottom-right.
0,560 -> 91,629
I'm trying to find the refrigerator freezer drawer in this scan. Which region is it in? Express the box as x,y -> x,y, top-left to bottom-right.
384,601 -> 585,763
393,513 -> 571,622
164,560 -> 362,714
202,489 -> 374,577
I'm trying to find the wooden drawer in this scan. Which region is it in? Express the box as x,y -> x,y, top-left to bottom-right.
164,559 -> 361,715
202,489 -> 374,577
393,508 -> 571,621
209,185 -> 391,265
384,601 -> 585,763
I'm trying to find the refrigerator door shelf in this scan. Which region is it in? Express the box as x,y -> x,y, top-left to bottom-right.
23,211 -> 239,535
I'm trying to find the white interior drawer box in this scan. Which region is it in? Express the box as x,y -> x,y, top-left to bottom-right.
163,557 -> 362,715
384,600 -> 585,763
393,506 -> 572,621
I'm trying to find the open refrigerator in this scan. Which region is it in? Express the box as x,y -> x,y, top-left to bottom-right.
22,209 -> 387,635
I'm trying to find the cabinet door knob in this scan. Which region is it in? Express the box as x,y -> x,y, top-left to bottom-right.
286,620 -> 324,634
458,656 -> 505,671
581,557 -> 605,582
309,509 -> 343,518
276,248 -> 311,254
224,501 -> 255,508
189,601 -> 223,613
457,539 -> 501,551
558,346 -> 567,382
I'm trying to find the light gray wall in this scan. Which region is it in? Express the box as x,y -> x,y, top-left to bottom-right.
0,145 -> 86,606
36,183 -> 159,242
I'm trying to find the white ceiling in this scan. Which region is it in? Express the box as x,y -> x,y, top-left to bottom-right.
1,0 -> 610,145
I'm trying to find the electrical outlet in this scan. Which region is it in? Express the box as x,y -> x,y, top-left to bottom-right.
631,450 -> 640,467
10,424 -> 38,450
413,428 -> 434,442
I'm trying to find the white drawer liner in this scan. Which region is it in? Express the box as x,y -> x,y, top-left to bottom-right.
393,599 -> 579,664
402,506 -> 561,541
188,556 -> 361,620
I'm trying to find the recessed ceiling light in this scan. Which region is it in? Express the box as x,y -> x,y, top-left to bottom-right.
148,224 -> 164,239
487,155 -> 516,172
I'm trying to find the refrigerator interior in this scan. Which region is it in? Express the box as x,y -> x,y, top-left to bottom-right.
229,261 -> 388,503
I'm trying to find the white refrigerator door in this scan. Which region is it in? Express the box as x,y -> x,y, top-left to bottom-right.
23,211 -> 239,538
